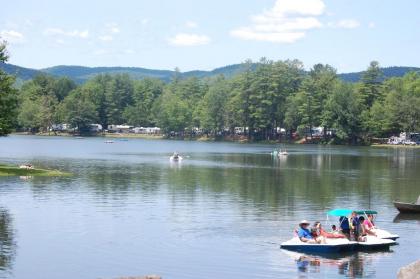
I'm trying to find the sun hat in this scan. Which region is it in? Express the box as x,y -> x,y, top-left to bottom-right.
299,220 -> 310,225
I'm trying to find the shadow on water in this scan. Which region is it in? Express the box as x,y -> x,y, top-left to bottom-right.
0,208 -> 16,278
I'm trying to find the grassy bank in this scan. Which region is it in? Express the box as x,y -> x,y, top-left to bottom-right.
0,164 -> 72,177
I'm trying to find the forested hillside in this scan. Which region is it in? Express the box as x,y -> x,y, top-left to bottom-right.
1,61 -> 418,84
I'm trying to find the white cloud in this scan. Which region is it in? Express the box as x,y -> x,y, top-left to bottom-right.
335,19 -> 360,29
93,49 -> 108,55
44,28 -> 89,38
231,28 -> 305,43
328,19 -> 360,29
110,27 -> 119,33
185,21 -> 198,29
368,22 -> 376,28
168,33 -> 211,46
99,35 -> 113,41
231,0 -> 325,43
77,30 -> 89,38
105,23 -> 120,34
0,30 -> 24,44
43,28 -> 64,36
124,49 -> 135,54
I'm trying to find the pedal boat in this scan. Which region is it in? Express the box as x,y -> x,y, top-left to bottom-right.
280,237 -> 357,253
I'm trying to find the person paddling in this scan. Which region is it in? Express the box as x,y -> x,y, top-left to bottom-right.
363,214 -> 377,236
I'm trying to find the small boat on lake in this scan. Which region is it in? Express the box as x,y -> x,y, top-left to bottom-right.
104,140 -> 114,143
271,148 -> 288,156
19,164 -> 34,170
280,236 -> 395,253
281,237 -> 357,253
169,152 -> 183,161
278,149 -> 288,156
327,209 -> 399,240
393,196 -> 420,213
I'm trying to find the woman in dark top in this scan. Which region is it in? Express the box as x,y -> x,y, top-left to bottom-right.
339,216 -> 351,239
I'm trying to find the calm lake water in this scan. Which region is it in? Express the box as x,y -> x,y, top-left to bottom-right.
0,135 -> 419,279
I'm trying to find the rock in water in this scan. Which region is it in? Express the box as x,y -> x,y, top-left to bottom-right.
398,260 -> 420,279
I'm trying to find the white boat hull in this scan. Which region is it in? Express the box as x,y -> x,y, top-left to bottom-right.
357,235 -> 395,250
373,228 -> 399,240
281,236 -> 396,253
280,237 -> 357,253
170,156 -> 183,161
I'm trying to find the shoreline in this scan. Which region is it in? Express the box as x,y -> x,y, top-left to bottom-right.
371,144 -> 420,149
9,133 -> 420,148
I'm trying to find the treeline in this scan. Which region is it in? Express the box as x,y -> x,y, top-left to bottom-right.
1,41 -> 419,143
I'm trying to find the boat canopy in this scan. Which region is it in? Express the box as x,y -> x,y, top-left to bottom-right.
327,209 -> 378,216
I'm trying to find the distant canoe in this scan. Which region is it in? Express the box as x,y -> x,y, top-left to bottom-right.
393,201 -> 420,214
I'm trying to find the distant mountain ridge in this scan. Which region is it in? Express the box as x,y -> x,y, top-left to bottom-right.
338,66 -> 420,82
1,62 -> 419,84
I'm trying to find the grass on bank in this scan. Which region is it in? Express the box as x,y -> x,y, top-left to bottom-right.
0,164 -> 72,177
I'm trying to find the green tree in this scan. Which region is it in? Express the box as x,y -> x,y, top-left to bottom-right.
358,61 -> 383,108
195,75 -> 229,135
284,94 -> 303,135
17,98 -> 43,132
383,72 -> 420,133
59,88 -> 98,133
18,74 -> 59,132
270,59 -> 304,133
53,77 -> 77,101
309,64 -> 337,138
231,60 -> 255,138
248,58 -> 274,139
106,74 -> 134,125
123,78 -> 164,126
154,89 -> 189,135
0,41 -> 18,136
84,74 -> 113,128
323,82 -> 363,144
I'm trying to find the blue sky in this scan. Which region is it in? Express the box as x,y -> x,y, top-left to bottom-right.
1,0 -> 419,72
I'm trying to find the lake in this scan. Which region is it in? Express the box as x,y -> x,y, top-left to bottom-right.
0,135 -> 419,279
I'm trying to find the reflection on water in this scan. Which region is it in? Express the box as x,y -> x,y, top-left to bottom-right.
393,213 -> 420,223
0,209 -> 16,277
0,136 -> 419,279
285,250 -> 392,278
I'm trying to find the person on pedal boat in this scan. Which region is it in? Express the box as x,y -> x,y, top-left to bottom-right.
350,211 -> 362,241
363,214 -> 377,236
339,216 -> 351,239
297,220 -> 321,244
313,221 -> 345,239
